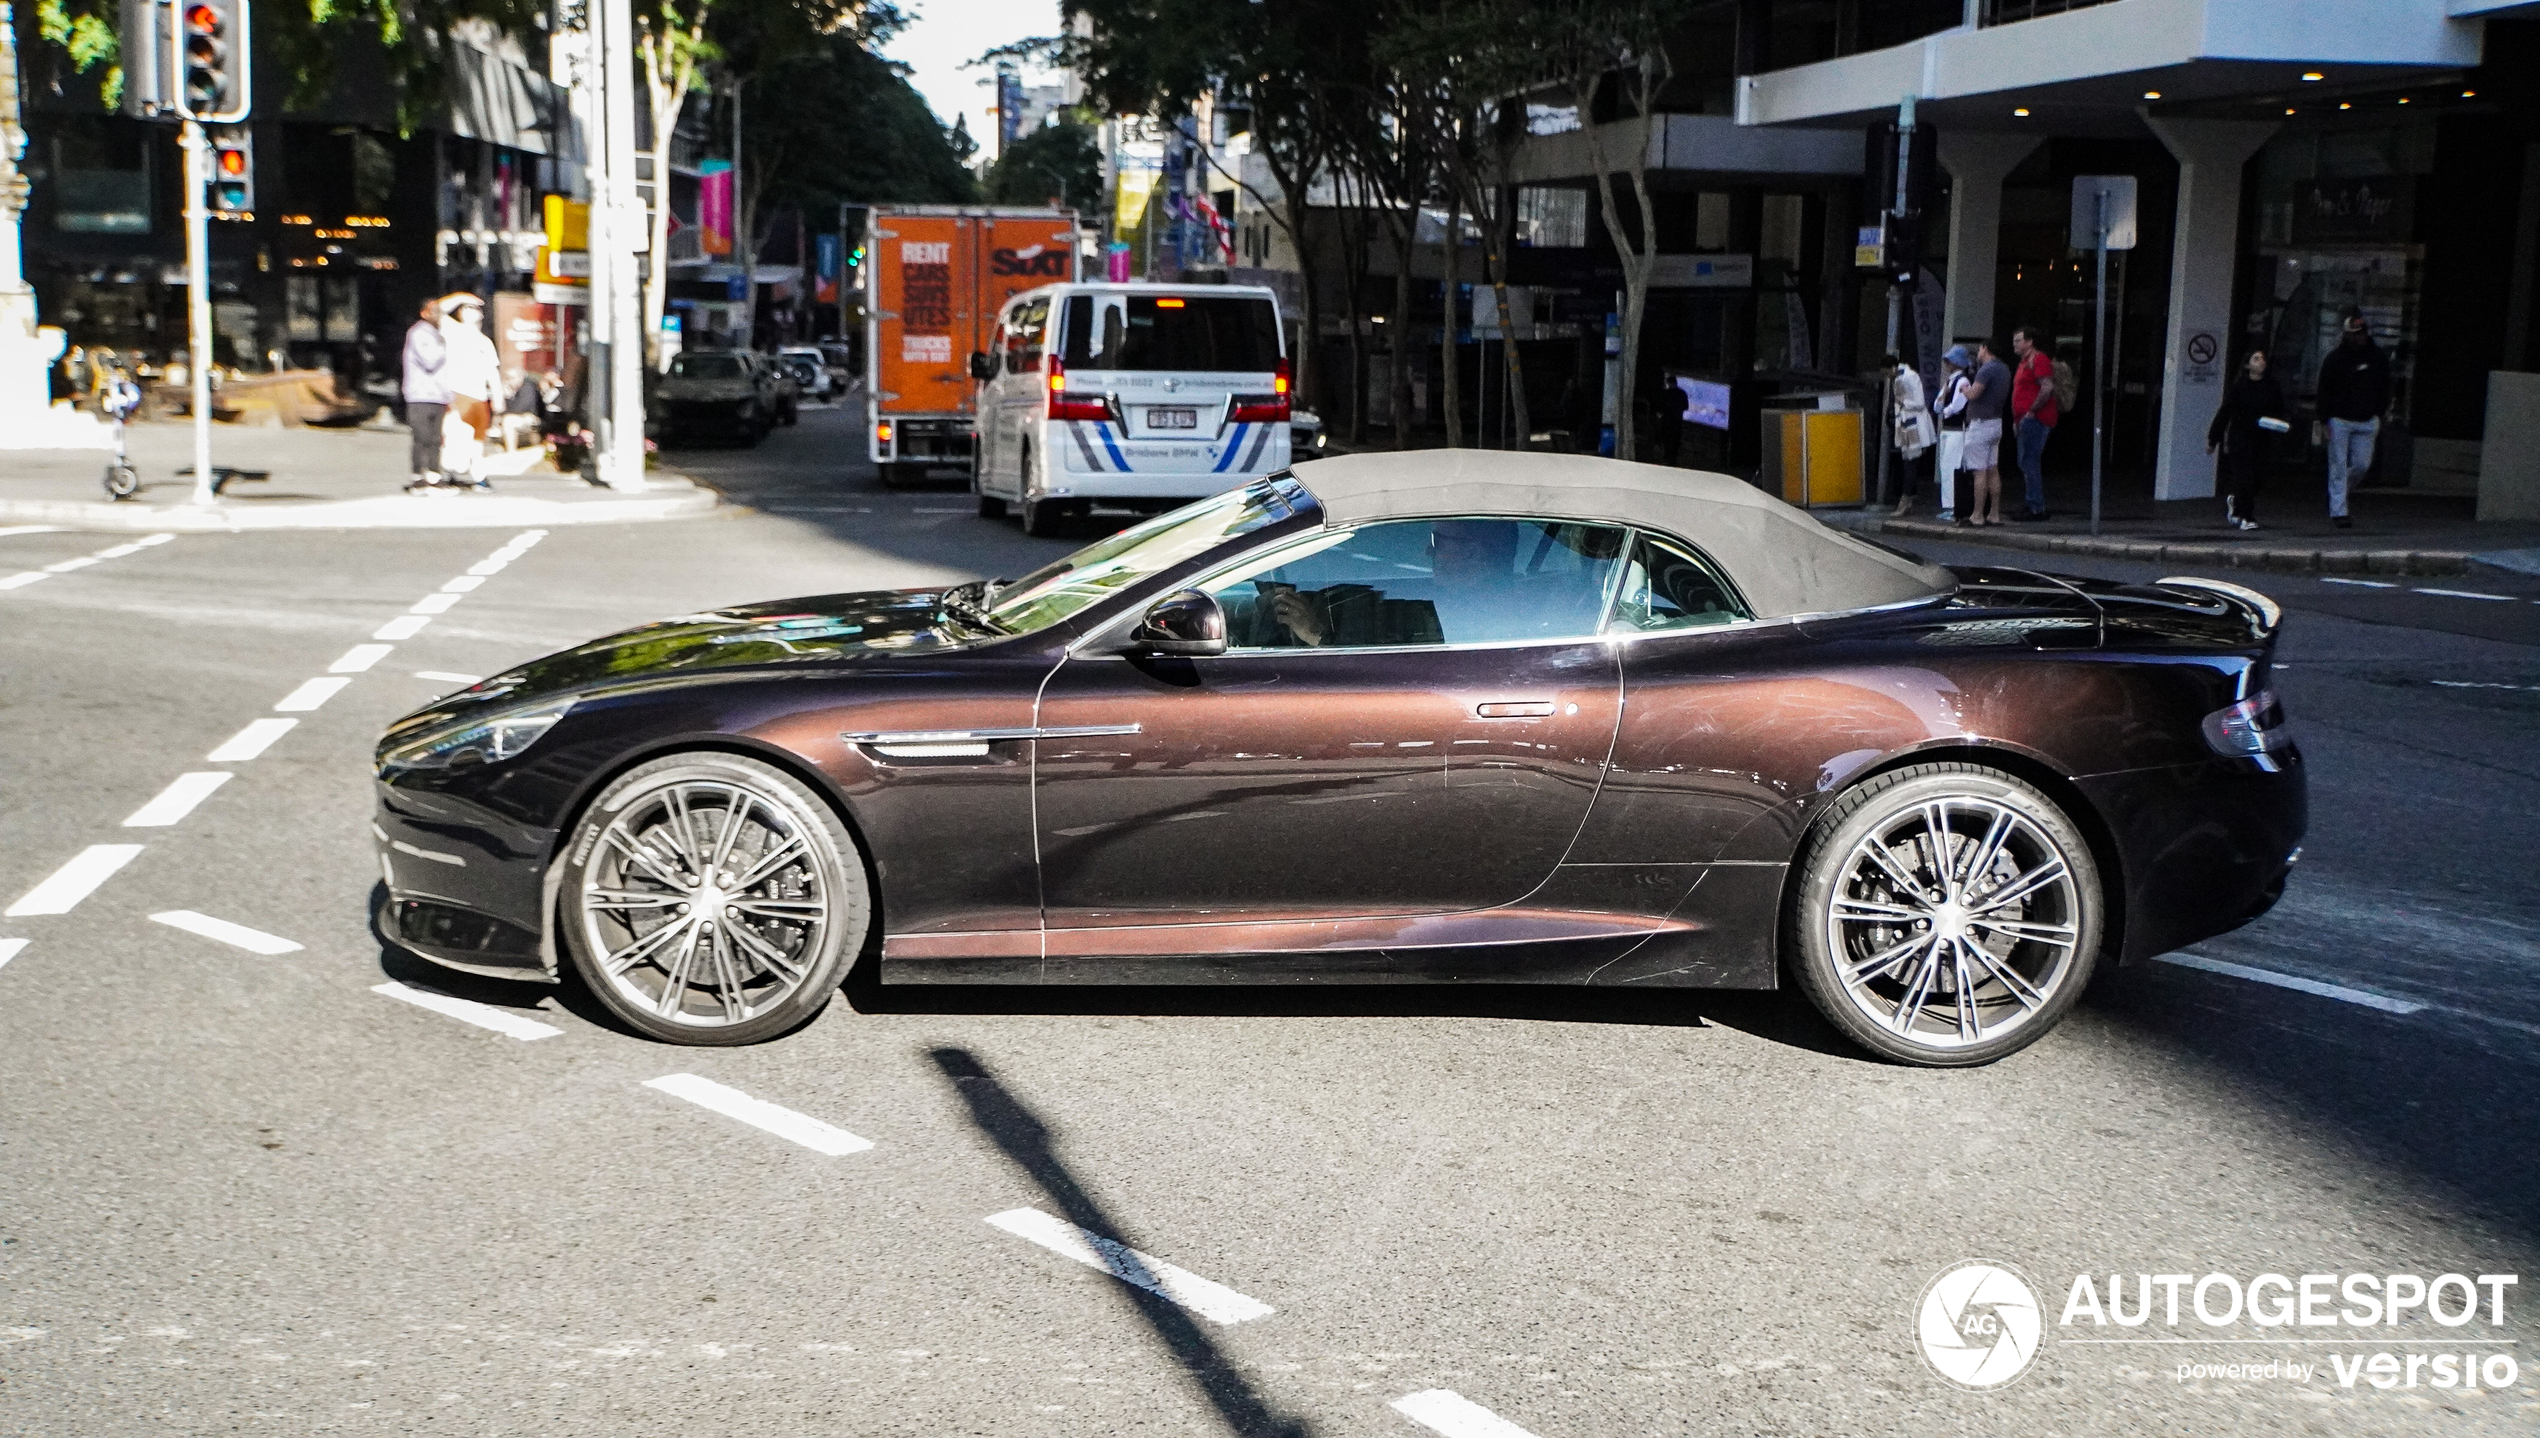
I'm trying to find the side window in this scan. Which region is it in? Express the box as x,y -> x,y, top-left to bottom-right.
989,319 -> 1012,376
1014,299 -> 1050,373
1605,531 -> 1749,633
1199,517 -> 1628,650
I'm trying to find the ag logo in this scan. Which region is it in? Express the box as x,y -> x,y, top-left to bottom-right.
1917,1260 -> 2042,1390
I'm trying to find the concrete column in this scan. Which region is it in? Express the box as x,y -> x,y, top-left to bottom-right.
2145,116 -> 2276,502
1937,132 -> 2041,349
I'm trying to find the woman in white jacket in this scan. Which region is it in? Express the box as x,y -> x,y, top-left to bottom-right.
436,293 -> 501,488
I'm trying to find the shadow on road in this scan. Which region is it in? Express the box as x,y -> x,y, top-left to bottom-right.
927,1046 -> 1312,1438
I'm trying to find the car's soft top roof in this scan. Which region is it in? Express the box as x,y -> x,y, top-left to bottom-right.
1290,451 -> 1954,620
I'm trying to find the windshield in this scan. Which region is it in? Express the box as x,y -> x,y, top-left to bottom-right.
1060,294 -> 1280,372
982,478 -> 1307,635
670,354 -> 743,380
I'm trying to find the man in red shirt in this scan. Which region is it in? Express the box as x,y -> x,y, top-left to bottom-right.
2010,325 -> 2059,520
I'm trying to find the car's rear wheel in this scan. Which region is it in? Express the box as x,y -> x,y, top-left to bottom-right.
559,752 -> 869,1046
1787,763 -> 2101,1067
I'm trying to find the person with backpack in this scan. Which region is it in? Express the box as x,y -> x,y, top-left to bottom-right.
2009,325 -> 2061,521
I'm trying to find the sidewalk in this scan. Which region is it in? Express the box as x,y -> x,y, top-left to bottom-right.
1821,470 -> 2540,578
0,419 -> 718,531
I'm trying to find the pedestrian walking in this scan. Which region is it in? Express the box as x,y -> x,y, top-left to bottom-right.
2009,324 -> 2059,520
1933,345 -> 1973,524
1889,355 -> 1934,517
1655,378 -> 1689,465
2316,306 -> 2390,529
1962,339 -> 2012,526
437,293 -> 501,490
2207,350 -> 2291,530
400,299 -> 450,491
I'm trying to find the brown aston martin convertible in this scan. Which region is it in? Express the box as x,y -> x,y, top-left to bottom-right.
373,452 -> 2302,1065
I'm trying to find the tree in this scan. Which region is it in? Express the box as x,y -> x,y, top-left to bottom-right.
1544,0 -> 1693,461
986,119 -> 1101,210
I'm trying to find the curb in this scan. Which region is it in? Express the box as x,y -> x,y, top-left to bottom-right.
1841,513 -> 2474,577
0,480 -> 720,532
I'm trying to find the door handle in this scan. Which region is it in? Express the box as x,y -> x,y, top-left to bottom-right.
1475,701 -> 1555,718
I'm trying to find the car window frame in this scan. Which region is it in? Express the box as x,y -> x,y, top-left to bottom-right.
1600,527 -> 1758,639
1175,513 -> 1642,657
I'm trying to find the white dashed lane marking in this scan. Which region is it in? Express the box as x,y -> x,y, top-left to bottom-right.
43,556 -> 99,573
984,1208 -> 1275,1325
150,910 -> 303,955
643,1074 -> 874,1155
330,644 -> 395,673
409,593 -> 461,615
5,845 -> 146,917
370,981 -> 563,1040
1391,1390 -> 1546,1438
274,677 -> 352,712
373,615 -> 431,640
206,718 -> 297,762
0,572 -> 47,590
121,772 -> 234,827
2413,588 -> 2516,602
440,575 -> 485,593
414,670 -> 483,685
2156,952 -> 2427,1015
1,532 -> 175,593
0,939 -> 26,971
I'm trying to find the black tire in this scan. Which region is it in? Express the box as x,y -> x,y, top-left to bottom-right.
976,491 -> 1007,519
879,462 -> 908,489
1019,445 -> 1064,536
1786,762 -> 2103,1067
780,400 -> 799,426
558,751 -> 870,1046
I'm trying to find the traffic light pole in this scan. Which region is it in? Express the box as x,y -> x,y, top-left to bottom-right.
180,118 -> 217,508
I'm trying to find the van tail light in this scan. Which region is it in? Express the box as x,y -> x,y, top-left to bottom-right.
2201,689 -> 2291,757
875,420 -> 895,453
1231,357 -> 1293,424
1046,358 -> 1111,423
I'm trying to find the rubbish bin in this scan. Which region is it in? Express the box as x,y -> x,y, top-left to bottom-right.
1758,404 -> 1863,507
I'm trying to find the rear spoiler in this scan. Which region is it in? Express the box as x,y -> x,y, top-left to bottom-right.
2155,575 -> 2282,636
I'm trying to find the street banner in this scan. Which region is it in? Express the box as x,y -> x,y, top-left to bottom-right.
699,162 -> 734,256
815,233 -> 841,305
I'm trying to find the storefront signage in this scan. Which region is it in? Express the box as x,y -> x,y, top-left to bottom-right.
2292,178 -> 2412,245
1649,253 -> 1753,289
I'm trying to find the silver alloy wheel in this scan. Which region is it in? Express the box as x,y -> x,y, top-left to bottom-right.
576,780 -> 830,1028
1823,796 -> 2082,1051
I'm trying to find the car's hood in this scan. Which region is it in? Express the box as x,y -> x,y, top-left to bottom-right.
380,588 -> 977,745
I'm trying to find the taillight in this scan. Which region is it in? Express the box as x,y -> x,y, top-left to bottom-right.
1231,357 -> 1293,424
1046,358 -> 1109,422
875,420 -> 894,453
2201,689 -> 2291,757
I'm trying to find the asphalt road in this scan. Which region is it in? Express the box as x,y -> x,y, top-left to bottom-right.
1,404 -> 2534,1436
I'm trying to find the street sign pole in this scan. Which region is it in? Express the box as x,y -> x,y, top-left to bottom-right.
2092,189 -> 2107,538
180,117 -> 215,507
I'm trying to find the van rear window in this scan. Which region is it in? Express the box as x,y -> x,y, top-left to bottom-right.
1061,294 -> 1279,372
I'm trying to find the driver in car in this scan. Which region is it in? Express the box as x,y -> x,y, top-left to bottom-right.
1262,520 -> 1521,647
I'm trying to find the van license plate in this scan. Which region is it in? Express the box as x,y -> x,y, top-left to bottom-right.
1148,407 -> 1198,429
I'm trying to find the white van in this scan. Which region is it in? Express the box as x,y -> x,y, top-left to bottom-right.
968,282 -> 1291,534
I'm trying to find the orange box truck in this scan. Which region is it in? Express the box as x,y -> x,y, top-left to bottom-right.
864,207 -> 1079,487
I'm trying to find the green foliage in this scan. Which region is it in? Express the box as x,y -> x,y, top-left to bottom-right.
740,27 -> 979,218
985,119 -> 1099,210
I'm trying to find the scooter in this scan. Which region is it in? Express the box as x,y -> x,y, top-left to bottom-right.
99,368 -> 143,500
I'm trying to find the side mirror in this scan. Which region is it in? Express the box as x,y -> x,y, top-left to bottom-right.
1132,589 -> 1228,657
967,351 -> 996,381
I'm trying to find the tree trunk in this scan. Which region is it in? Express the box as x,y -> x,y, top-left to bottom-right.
1480,180 -> 1530,450
1439,187 -> 1461,448
1390,223 -> 1414,450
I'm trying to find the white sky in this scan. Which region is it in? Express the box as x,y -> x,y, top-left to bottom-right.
885,0 -> 1066,141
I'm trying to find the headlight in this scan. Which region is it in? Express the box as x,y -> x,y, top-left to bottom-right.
378,700 -> 574,773
2201,689 -> 2290,757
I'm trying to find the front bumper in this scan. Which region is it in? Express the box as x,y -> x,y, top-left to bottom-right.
374,783 -> 560,982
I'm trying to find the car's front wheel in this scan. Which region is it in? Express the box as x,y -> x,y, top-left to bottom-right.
559,752 -> 869,1046
1787,762 -> 2102,1067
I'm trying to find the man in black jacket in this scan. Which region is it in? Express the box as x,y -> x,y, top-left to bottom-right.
2315,307 -> 2390,529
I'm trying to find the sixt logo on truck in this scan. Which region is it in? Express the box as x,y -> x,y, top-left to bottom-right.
990,244 -> 1070,278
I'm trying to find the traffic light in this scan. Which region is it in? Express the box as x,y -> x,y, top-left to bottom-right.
207,125 -> 252,213
1863,119 -> 1938,287
175,0 -> 250,123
